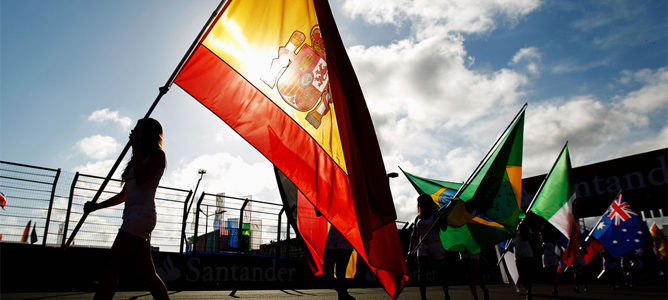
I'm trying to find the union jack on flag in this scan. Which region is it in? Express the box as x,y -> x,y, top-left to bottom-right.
606,193 -> 637,226
591,192 -> 650,258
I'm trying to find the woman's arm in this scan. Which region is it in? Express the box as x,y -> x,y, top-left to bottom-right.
84,186 -> 128,213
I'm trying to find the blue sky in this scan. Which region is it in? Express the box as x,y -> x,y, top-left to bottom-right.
2,0 -> 666,221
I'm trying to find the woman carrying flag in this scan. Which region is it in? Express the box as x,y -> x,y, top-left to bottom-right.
84,118 -> 170,300
409,194 -> 451,300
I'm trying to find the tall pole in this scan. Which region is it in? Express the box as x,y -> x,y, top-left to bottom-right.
181,169 -> 206,253
188,169 -> 207,224
63,1 -> 227,249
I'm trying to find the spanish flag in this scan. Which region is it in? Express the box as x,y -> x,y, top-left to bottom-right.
175,1 -> 407,297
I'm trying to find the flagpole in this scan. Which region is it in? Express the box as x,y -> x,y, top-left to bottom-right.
63,0 -> 229,249
407,103 -> 527,256
496,141 -> 569,264
582,190 -> 621,244
451,103 -> 527,201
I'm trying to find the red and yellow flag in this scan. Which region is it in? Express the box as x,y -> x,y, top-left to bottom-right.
175,0 -> 407,297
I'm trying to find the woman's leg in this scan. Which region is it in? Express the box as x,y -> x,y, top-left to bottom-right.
466,259 -> 479,300
418,256 -> 428,300
95,231 -> 132,300
136,239 -> 170,300
435,258 -> 450,300
334,249 -> 354,299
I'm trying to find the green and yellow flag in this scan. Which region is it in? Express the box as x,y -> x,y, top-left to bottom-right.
401,169 -> 461,208
404,105 -> 525,254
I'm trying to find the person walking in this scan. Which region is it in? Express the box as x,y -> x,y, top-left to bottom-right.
323,226 -> 355,300
84,118 -> 170,300
514,222 -> 536,300
540,229 -> 561,297
408,194 -> 451,300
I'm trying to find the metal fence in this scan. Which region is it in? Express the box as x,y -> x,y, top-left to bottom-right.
0,161 -> 300,256
189,192 -> 298,256
0,161 -> 60,246
0,160 -> 411,257
63,173 -> 193,252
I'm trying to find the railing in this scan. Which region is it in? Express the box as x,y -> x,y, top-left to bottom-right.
0,160 -> 411,257
190,192 -> 297,257
0,161 -> 60,246
0,161 -> 306,256
63,173 -> 193,252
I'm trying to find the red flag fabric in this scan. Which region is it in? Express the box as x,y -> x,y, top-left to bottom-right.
582,238 -> 604,265
174,1 -> 407,297
20,220 -> 31,243
296,190 -> 329,274
560,221 -> 581,269
0,191 -> 6,210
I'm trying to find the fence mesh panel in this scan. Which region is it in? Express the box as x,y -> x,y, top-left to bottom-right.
0,161 -> 59,244
1,160 -> 411,258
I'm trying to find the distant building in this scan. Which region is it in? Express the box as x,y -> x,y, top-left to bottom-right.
523,148 -> 667,218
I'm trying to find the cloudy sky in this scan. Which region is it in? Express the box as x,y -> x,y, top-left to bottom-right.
2,0 -> 666,222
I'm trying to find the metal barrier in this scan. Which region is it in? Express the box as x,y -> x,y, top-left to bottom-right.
0,160 -> 411,257
62,173 -> 192,252
0,161 -> 60,246
190,192 -> 298,258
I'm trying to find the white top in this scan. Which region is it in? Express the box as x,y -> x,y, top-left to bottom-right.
120,157 -> 164,239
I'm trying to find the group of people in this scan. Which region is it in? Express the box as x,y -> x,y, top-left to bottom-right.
407,194 -> 489,300
511,220 -> 665,300
406,193 -> 666,300
82,118 -> 664,300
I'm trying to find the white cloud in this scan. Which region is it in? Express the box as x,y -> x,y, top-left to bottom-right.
87,108 -> 133,130
162,153 -> 280,204
72,159 -> 121,177
75,135 -> 120,160
627,126 -> 668,155
551,58 -> 611,74
619,67 -> 668,115
510,47 -> 541,75
349,37 -> 528,132
337,0 -> 539,220
342,0 -> 540,35
524,67 -> 668,175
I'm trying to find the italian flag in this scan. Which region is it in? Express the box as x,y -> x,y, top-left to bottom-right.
529,145 -> 580,267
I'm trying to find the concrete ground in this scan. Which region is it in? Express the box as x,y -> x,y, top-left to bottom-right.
2,284 -> 666,300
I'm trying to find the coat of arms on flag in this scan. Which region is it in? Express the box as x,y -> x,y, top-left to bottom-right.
262,26 -> 331,129
174,1 -> 408,297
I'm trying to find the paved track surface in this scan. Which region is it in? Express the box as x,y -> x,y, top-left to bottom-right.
3,284 -> 666,300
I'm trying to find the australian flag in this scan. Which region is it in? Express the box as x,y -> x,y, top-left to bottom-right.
591,193 -> 650,258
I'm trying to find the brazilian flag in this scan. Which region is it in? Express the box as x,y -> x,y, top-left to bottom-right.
400,169 -> 461,208
403,104 -> 525,254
